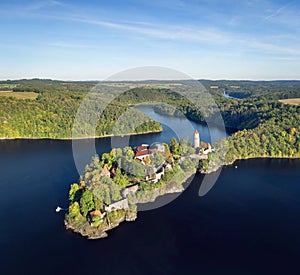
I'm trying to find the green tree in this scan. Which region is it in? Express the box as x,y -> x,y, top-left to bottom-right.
123,146 -> 134,159
68,202 -> 81,220
101,153 -> 114,170
69,183 -> 81,202
113,168 -> 129,187
92,215 -> 101,227
93,195 -> 103,211
170,137 -> 182,158
80,190 -> 95,216
92,184 -> 111,205
199,159 -> 209,171
152,150 -> 165,167
181,158 -> 197,172
110,148 -> 123,160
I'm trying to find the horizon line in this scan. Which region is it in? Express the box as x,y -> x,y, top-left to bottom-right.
1,78 -> 300,82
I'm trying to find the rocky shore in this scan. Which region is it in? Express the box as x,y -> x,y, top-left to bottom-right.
65,211 -> 137,240
65,178 -> 190,239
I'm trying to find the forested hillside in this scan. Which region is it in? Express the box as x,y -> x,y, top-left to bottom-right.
0,79 -> 299,165
0,84 -> 162,138
201,80 -> 300,99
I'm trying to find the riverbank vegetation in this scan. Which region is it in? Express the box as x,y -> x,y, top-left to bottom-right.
0,79 -> 299,165
0,85 -> 161,138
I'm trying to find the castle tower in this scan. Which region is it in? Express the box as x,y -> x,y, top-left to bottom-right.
194,130 -> 200,149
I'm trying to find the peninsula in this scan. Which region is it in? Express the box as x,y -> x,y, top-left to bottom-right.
65,133 -> 212,239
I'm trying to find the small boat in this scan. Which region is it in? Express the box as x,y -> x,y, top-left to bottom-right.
56,206 -> 62,212
235,166 -> 238,169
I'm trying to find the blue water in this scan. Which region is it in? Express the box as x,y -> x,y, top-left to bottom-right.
135,105 -> 228,144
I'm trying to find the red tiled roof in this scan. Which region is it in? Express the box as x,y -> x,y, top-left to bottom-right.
136,145 -> 148,152
101,166 -> 110,176
135,151 -> 149,158
90,210 -> 102,217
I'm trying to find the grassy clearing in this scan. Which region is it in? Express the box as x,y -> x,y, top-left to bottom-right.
0,84 -> 17,89
279,98 -> 300,106
0,91 -> 38,100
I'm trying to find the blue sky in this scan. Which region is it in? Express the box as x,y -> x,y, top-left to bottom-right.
0,0 -> 300,80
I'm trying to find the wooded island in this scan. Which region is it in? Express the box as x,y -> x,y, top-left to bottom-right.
65,135 -> 211,239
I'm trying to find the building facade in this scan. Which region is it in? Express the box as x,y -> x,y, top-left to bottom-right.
194,130 -> 200,149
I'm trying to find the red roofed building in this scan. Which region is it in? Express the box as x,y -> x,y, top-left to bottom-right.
136,145 -> 148,152
101,166 -> 110,177
89,210 -> 102,217
134,145 -> 150,161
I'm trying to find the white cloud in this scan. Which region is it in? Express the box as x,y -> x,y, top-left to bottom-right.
264,1 -> 295,20
246,40 -> 300,55
65,15 -> 300,57
69,17 -> 232,44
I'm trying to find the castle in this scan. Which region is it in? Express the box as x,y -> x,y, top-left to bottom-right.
194,129 -> 200,149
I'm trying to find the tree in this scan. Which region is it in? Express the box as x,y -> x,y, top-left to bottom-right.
123,146 -> 134,159
92,184 -> 111,205
80,190 -> 95,216
113,168 -> 129,187
92,215 -> 101,227
180,137 -> 195,155
181,158 -> 197,172
69,183 -> 81,202
163,143 -> 171,157
122,158 -> 145,178
68,202 -> 81,220
199,159 -> 209,171
170,137 -> 179,153
109,183 -> 122,201
93,195 -> 103,211
101,153 -> 114,170
289,127 -> 297,135
143,155 -> 151,165
152,150 -> 165,167
110,148 -> 123,160
170,137 -> 182,158
130,160 -> 146,178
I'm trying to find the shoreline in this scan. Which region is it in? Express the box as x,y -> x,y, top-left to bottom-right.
65,173 -> 194,240
225,155 -> 300,167
136,103 -> 237,134
200,155 -> 300,175
0,129 -> 162,141
65,157 -> 300,240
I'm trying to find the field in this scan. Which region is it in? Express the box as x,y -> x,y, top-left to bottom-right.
279,98 -> 300,106
0,91 -> 38,99
0,84 -> 17,89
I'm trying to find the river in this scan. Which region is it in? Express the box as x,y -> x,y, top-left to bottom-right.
0,106 -> 300,274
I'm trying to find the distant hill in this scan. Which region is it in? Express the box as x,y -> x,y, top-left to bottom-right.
199,79 -> 300,99
1,78 -> 300,99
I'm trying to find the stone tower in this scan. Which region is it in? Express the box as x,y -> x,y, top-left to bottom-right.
194,129 -> 200,149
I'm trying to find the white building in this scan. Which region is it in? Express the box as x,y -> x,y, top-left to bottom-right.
105,199 -> 129,212
194,130 -> 200,149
